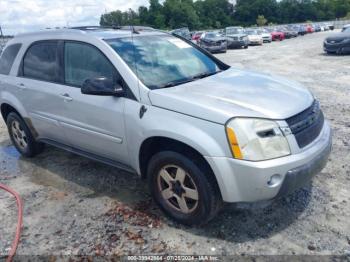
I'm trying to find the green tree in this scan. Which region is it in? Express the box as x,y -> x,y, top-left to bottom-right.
256,15 -> 267,26
100,0 -> 350,30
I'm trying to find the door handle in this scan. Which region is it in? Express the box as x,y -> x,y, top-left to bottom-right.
60,93 -> 73,102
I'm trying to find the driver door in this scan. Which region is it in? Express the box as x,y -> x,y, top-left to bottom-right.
59,41 -> 129,164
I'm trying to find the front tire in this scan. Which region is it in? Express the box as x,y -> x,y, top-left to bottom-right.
147,151 -> 222,225
6,112 -> 44,157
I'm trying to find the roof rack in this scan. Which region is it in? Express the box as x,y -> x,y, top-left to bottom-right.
69,25 -> 155,32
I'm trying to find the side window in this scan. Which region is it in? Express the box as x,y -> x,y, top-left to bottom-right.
23,41 -> 60,82
64,42 -> 116,87
0,44 -> 22,75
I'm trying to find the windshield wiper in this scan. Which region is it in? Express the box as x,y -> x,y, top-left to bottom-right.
191,70 -> 221,80
155,77 -> 196,89
154,70 -> 221,89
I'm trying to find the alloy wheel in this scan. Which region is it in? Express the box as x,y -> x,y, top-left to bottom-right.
157,165 -> 199,214
11,120 -> 28,150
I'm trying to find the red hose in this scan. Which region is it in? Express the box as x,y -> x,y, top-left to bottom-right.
0,183 -> 23,262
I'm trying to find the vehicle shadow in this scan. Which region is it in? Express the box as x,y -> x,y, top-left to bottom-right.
6,144 -> 312,243
321,52 -> 350,56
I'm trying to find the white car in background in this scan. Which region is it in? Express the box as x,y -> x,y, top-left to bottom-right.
258,29 -> 272,43
246,29 -> 263,45
342,24 -> 350,32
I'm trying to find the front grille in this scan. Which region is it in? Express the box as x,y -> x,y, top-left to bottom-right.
286,100 -> 324,148
327,39 -> 343,44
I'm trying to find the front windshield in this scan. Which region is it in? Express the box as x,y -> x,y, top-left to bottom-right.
247,30 -> 258,35
106,35 -> 221,89
226,28 -> 244,34
206,33 -> 221,38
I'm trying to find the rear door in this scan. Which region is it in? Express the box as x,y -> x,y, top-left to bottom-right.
17,40 -> 68,143
58,41 -> 129,164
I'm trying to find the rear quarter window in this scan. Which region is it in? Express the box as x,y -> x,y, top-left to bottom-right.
23,41 -> 60,82
0,43 -> 22,75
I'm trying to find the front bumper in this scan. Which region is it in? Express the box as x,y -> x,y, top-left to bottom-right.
205,122 -> 332,203
262,37 -> 271,42
324,41 -> 350,53
249,40 -> 263,45
227,40 -> 248,48
202,44 -> 226,53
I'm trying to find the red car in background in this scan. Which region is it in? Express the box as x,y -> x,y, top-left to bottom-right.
192,31 -> 203,43
267,28 -> 285,41
306,25 -> 314,33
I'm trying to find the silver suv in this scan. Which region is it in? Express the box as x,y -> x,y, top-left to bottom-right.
0,27 -> 332,225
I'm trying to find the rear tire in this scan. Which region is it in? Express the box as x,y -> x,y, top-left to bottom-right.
147,151 -> 222,225
6,112 -> 44,157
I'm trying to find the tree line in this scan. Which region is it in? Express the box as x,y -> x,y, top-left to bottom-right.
100,0 -> 350,30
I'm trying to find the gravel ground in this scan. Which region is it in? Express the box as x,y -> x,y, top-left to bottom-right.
0,31 -> 349,258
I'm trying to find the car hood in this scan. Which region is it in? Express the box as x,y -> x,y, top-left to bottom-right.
326,33 -> 350,41
226,34 -> 246,38
248,35 -> 261,39
203,37 -> 226,42
149,68 -> 314,124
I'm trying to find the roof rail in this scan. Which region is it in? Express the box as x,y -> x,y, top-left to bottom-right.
69,25 -> 155,32
69,26 -> 122,30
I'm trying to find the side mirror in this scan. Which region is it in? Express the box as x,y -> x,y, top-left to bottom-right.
81,77 -> 125,97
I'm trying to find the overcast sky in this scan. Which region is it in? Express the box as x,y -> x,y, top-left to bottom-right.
0,0 -> 151,35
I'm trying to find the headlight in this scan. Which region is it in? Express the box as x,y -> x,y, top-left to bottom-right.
226,118 -> 291,161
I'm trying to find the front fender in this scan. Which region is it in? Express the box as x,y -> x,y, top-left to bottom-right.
124,101 -> 232,198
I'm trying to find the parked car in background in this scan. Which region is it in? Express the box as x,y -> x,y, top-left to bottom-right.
324,30 -> 350,54
306,24 -> 314,33
268,28 -> 285,41
258,28 -> 272,43
314,24 -> 321,32
225,26 -> 249,49
327,23 -> 335,31
246,29 -> 263,45
342,24 -> 350,32
191,31 -> 203,44
280,27 -> 298,38
199,31 -> 227,53
295,25 -> 308,36
171,27 -> 191,40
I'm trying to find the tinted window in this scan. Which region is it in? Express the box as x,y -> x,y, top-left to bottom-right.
0,44 -> 22,75
64,42 -> 115,87
23,41 -> 60,82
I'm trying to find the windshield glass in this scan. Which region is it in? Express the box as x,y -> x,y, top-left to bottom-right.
226,28 -> 244,34
246,30 -> 258,35
106,35 -> 221,89
206,33 -> 221,38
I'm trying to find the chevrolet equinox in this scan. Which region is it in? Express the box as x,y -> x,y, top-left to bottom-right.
0,27 -> 332,225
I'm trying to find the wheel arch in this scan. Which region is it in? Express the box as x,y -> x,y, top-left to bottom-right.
138,136 -> 222,200
1,103 -> 21,122
1,101 -> 38,138
0,91 -> 29,121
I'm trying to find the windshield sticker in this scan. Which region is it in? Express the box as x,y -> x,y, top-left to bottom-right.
167,38 -> 192,49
